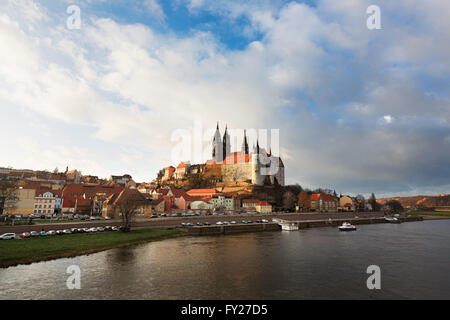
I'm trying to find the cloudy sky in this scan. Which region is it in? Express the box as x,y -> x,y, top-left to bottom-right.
1,0 -> 449,197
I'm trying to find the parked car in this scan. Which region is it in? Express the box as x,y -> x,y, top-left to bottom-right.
196,222 -> 204,226
88,227 -> 97,232
20,232 -> 31,238
104,226 -> 112,231
204,222 -> 211,226
40,231 -> 47,236
186,223 -> 194,227
97,227 -> 105,232
71,228 -> 79,233
63,229 -> 72,234
56,230 -> 64,235
30,231 -> 40,237
151,214 -> 158,218
104,216 -> 112,220
111,226 -> 119,231
0,233 -> 16,240
230,221 -> 237,224
216,221 -> 223,225
262,219 -> 269,223
47,230 -> 57,236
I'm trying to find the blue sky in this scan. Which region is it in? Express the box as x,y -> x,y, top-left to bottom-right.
0,0 -> 449,197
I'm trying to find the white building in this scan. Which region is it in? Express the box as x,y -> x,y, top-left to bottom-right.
34,191 -> 62,215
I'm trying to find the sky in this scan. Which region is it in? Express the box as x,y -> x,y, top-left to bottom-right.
0,0 -> 449,198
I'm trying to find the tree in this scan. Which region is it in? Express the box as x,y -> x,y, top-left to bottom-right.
368,193 -> 381,211
53,167 -> 59,174
282,191 -> 296,211
0,180 -> 19,215
385,200 -> 403,213
112,189 -> 145,232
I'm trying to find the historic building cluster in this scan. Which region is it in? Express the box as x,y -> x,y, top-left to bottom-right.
160,123 -> 285,186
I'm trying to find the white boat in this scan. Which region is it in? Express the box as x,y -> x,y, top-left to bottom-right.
385,217 -> 401,224
280,222 -> 299,231
338,222 -> 356,231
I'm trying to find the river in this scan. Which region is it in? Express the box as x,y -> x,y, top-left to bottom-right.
1,219 -> 449,299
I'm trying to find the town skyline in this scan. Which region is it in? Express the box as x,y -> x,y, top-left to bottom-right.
1,0 -> 449,198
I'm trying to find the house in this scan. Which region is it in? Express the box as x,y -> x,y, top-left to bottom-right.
7,187 -> 36,215
242,199 -> 260,209
109,174 -> 133,186
150,198 -> 165,213
338,195 -> 355,212
310,193 -> 338,212
33,190 -> 62,215
211,195 -> 236,210
62,184 -> 124,214
162,166 -> 175,181
174,162 -> 190,179
102,188 -> 153,218
255,201 -> 272,213
190,200 -> 214,210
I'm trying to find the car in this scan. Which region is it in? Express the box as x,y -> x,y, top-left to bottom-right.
247,220 -> 253,223
111,226 -> 119,231
104,226 -> 112,231
97,227 -> 105,232
40,231 -> 48,236
47,230 -> 57,236
89,216 -> 97,220
0,233 -> 16,240
216,221 -> 223,225
262,219 -> 269,223
20,232 -> 31,238
196,222 -> 204,226
88,227 -> 97,232
223,221 -> 230,225
56,230 -> 64,235
63,229 -> 72,234
204,222 -> 211,226
71,228 -> 79,233
230,221 -> 237,224
151,214 -> 158,218
104,216 -> 112,220
181,222 -> 187,226
241,220 -> 248,224
186,223 -> 194,227
30,231 -> 40,237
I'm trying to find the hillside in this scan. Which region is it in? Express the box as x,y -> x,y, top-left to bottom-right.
377,194 -> 450,209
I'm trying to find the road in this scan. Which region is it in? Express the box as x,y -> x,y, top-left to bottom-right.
0,212 -> 385,234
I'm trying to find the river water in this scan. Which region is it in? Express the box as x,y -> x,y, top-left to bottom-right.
1,220 -> 449,299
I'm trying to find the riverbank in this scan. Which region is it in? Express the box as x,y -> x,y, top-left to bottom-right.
408,210 -> 450,220
0,228 -> 183,268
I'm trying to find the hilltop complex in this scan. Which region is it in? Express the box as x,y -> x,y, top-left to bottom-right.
159,123 -> 285,187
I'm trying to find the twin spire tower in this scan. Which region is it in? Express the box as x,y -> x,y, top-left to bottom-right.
212,122 -> 249,163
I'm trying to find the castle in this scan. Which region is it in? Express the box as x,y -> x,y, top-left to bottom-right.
162,123 -> 285,186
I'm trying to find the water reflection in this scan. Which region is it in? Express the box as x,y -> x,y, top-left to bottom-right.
1,220 -> 450,299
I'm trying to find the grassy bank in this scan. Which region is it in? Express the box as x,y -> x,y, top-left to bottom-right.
0,228 -> 183,268
409,210 -> 450,218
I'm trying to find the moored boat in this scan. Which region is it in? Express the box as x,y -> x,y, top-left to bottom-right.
385,217 -> 402,224
338,222 -> 357,231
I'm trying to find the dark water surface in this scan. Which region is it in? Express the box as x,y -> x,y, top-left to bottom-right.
1,220 -> 449,299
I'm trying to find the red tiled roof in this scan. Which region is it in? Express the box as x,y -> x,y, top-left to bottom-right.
242,199 -> 260,204
258,201 -> 271,206
177,162 -> 189,169
187,188 -> 217,195
321,194 -> 336,201
310,194 -> 321,201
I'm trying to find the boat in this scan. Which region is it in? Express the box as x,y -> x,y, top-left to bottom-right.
338,222 -> 357,231
384,217 -> 402,224
280,222 -> 299,231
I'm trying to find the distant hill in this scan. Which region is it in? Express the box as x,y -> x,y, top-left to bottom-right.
377,194 -> 450,209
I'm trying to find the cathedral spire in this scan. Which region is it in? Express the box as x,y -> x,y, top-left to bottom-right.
242,129 -> 249,154
222,124 -> 230,161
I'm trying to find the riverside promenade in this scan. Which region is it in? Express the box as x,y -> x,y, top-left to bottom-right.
0,212 -> 421,235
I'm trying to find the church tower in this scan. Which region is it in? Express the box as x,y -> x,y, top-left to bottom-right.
212,122 -> 223,162
222,125 -> 231,161
242,130 -> 249,154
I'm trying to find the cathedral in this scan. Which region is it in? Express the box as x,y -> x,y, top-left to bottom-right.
208,123 -> 285,186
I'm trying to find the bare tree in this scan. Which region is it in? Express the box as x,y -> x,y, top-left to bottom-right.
113,198 -> 138,232
0,180 -> 19,215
